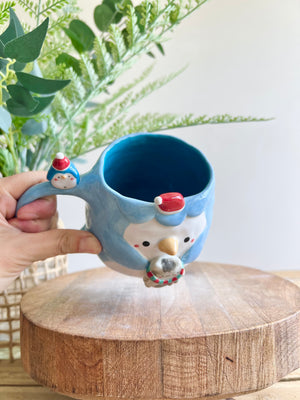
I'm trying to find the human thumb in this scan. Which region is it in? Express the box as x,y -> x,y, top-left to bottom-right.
16,229 -> 102,266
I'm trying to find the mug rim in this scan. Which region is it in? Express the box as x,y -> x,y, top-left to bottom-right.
98,132 -> 214,204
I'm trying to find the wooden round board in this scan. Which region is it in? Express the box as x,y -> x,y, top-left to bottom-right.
20,262 -> 300,400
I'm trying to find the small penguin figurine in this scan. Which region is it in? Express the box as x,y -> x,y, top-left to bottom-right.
47,152 -> 80,189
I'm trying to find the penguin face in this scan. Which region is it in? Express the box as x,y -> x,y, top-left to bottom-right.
123,211 -> 207,261
51,173 -> 77,189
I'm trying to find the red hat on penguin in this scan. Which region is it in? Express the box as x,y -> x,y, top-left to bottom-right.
52,152 -> 70,171
154,192 -> 185,215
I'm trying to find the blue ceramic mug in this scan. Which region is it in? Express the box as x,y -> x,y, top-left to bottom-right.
17,133 -> 215,287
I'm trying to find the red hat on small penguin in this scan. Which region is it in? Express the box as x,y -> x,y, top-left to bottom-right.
52,152 -> 70,171
154,192 -> 185,215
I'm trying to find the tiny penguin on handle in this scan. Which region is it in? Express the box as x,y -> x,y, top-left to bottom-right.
47,153 -> 80,189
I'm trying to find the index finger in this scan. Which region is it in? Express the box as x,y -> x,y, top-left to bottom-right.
1,171 -> 47,200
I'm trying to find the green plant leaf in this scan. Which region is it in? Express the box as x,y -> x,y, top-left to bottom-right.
125,5 -> 139,48
0,39 -> 5,57
56,52 -> 81,75
0,7 -> 24,44
134,5 -> 144,32
16,72 -> 70,94
70,20 -> 95,51
12,60 -> 26,71
0,148 -> 15,176
9,8 -> 24,36
108,24 -> 126,62
2,88 -> 10,102
156,42 -> 165,55
0,106 -> 12,133
4,18 -> 49,63
62,27 -> 83,53
102,0 -> 116,12
169,4 -> 180,24
0,59 -> 8,73
21,119 -> 48,135
7,84 -> 39,111
94,4 -> 115,32
6,94 -> 54,116
116,0 -> 133,14
63,20 -> 95,53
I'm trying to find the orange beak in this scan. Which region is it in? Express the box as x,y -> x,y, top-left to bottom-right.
158,237 -> 178,256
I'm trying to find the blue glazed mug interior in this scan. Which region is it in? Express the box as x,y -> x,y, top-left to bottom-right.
102,134 -> 212,202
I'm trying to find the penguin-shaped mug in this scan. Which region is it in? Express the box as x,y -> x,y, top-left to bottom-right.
17,133 -> 215,287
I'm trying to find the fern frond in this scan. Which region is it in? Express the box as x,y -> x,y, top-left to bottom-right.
79,54 -> 99,91
0,2 -> 16,26
110,67 -> 185,121
40,40 -> 70,64
139,0 -> 152,31
47,13 -> 74,33
18,0 -> 36,17
108,24 -> 127,63
101,64 -> 155,109
38,0 -> 70,18
82,112 -> 269,156
72,115 -> 90,156
163,114 -> 270,129
63,67 -> 87,103
125,6 -> 140,48
93,37 -> 113,80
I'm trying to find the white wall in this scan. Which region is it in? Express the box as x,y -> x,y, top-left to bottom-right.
24,0 -> 300,272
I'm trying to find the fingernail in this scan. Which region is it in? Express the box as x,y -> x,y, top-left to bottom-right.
78,235 -> 102,254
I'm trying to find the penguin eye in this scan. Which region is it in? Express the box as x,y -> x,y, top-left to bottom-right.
142,241 -> 150,247
57,176 -> 60,179
184,237 -> 190,243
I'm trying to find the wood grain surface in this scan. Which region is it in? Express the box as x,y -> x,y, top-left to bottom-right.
20,263 -> 300,400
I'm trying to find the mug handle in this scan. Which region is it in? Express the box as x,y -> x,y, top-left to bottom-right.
16,173 -> 93,214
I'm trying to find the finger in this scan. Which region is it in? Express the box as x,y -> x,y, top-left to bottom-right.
16,229 -> 102,265
8,215 -> 57,233
17,196 -> 57,220
2,171 -> 47,199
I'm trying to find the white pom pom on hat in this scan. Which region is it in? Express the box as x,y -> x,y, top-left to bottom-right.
52,153 -> 70,171
154,192 -> 185,214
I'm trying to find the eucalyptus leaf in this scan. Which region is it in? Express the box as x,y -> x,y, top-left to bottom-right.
16,72 -> 71,94
0,106 -> 12,133
7,84 -> 39,111
102,0 -> 123,24
67,20 -> 95,52
9,8 -> 24,37
21,119 -> 48,136
0,39 -> 4,57
4,18 -> 49,63
0,8 -> 24,44
102,0 -> 117,12
56,52 -> 81,75
0,59 -> 8,74
2,88 -> 10,102
6,95 -> 55,116
12,61 -> 26,72
63,27 -> 84,53
94,4 -> 115,32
